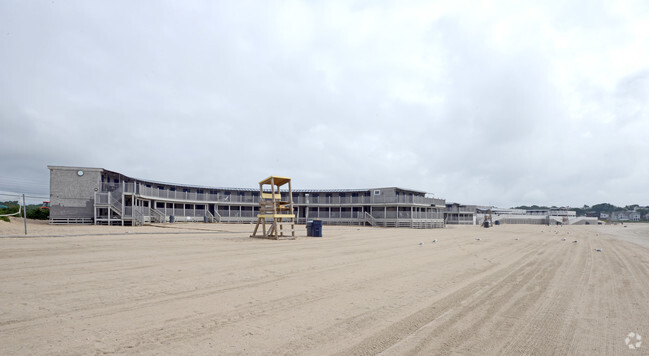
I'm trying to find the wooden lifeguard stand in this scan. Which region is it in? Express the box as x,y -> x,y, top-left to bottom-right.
250,176 -> 295,239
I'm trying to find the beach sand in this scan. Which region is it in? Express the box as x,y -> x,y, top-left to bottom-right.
1,219 -> 648,355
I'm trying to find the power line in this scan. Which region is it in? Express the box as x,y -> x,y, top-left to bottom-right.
0,191 -> 49,198
0,193 -> 49,206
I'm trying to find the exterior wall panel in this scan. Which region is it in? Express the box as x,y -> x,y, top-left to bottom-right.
49,166 -> 102,220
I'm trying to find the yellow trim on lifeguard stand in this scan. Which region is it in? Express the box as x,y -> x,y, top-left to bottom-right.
250,176 -> 295,239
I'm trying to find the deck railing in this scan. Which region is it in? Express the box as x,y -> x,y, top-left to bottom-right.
364,212 -> 377,226
150,208 -> 165,223
205,210 -> 217,223
95,193 -> 109,205
95,191 -> 123,216
121,182 -> 444,206
109,191 -> 122,215
132,205 -> 144,226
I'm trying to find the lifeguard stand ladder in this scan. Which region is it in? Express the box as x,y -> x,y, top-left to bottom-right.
250,176 -> 296,239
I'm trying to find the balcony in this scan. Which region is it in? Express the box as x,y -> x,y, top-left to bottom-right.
116,183 -> 444,207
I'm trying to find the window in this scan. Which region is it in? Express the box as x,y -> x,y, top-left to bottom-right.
170,187 -> 176,192
183,188 -> 189,193
374,190 -> 381,195
197,189 -> 204,194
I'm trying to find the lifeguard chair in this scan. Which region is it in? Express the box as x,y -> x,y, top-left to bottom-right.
250,176 -> 295,239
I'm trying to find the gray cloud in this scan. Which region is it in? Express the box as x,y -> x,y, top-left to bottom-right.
1,0 -> 648,207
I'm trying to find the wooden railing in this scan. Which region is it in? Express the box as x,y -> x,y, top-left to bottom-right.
150,208 -> 165,223
122,183 -> 444,206
365,212 -> 377,226
132,205 -> 144,226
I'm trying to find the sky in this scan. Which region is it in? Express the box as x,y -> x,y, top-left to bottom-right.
1,0 -> 648,208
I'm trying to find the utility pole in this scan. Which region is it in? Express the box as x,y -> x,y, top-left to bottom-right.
22,194 -> 27,235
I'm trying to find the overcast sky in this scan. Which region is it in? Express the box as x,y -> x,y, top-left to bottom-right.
1,0 -> 648,208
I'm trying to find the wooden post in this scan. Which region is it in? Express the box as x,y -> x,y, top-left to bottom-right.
22,194 -> 27,235
289,179 -> 294,237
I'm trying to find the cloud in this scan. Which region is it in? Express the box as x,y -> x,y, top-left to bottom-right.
1,0 -> 648,208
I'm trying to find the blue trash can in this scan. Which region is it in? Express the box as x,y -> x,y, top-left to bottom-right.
169,215 -> 175,223
306,220 -> 313,236
312,220 -> 322,237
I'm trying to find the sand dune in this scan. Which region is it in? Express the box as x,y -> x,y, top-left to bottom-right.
1,220 -> 648,355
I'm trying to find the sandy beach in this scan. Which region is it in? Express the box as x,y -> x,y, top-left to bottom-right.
1,219 -> 648,355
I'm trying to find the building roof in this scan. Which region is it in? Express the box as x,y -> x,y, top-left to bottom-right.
259,176 -> 291,187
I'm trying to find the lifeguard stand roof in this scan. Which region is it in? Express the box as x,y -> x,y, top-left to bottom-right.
259,176 -> 291,187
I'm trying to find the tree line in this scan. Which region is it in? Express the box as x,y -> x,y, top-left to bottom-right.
0,201 -> 50,222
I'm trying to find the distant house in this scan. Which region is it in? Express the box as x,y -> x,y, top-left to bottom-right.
599,212 -> 609,219
610,211 -> 629,221
610,211 -> 641,222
